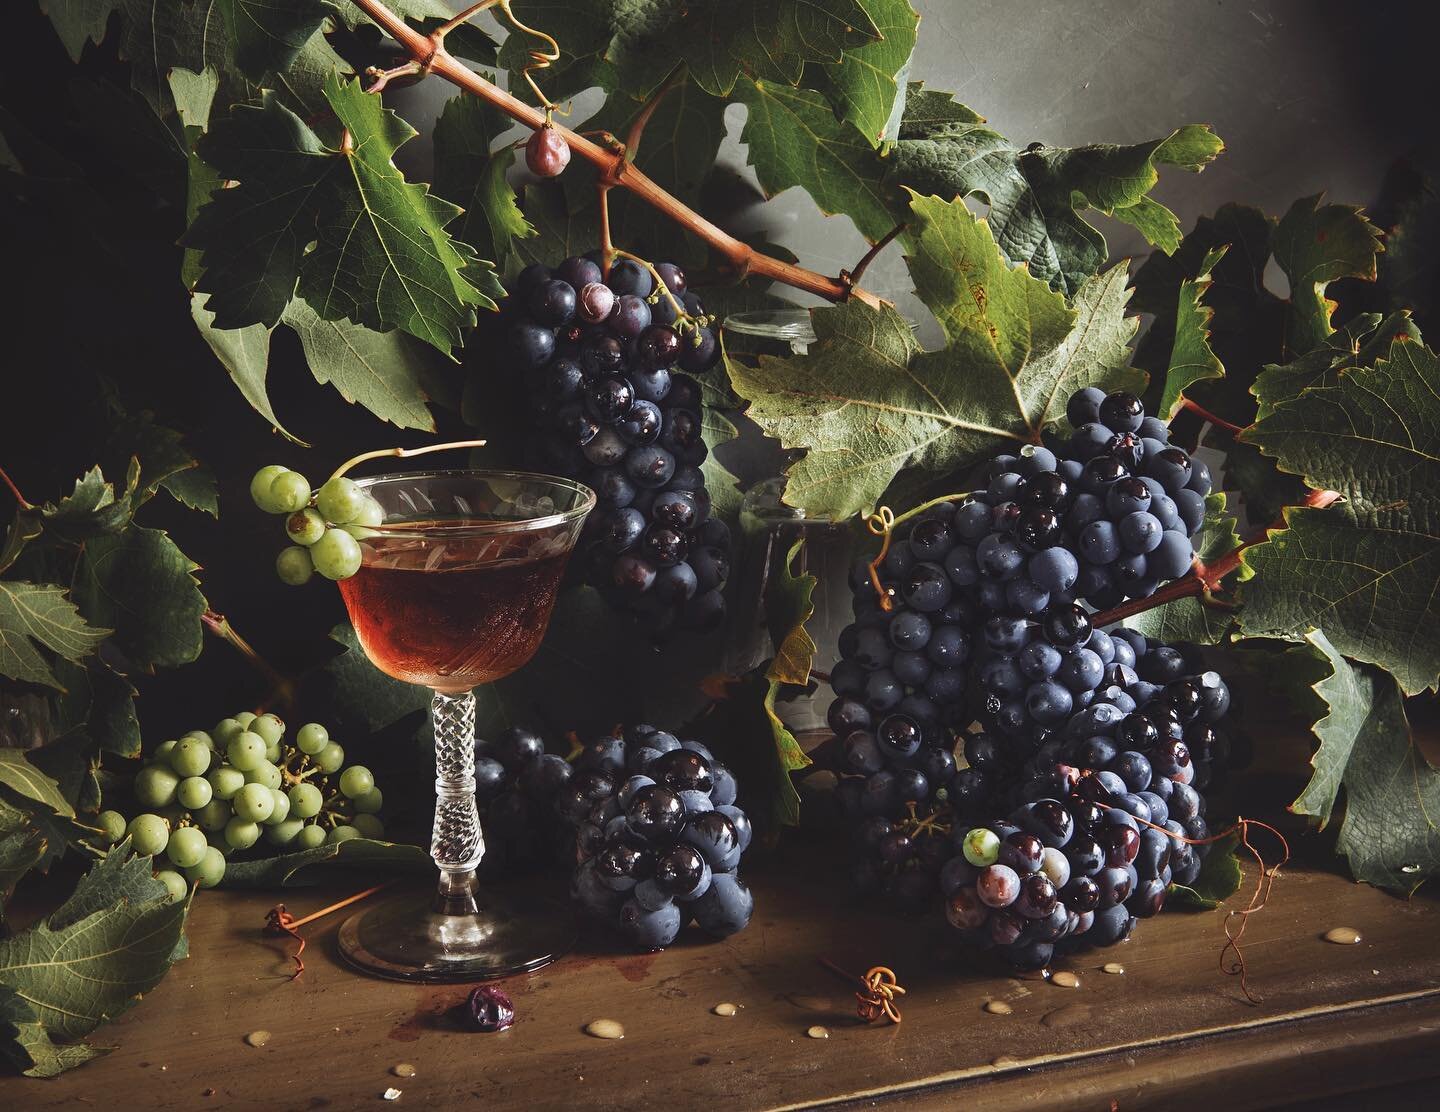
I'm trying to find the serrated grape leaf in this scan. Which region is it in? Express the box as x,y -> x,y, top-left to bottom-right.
53,658 -> 141,759
26,734 -> 102,816
1121,493 -> 1241,645
38,465 -> 137,541
731,195 -> 1140,519
0,844 -> 188,1076
73,527 -> 205,672
0,582 -> 110,691
700,365 -> 745,525
0,984 -> 104,1078
331,1 -> 499,64
281,298 -> 437,430
890,88 -> 1223,294
188,293 -> 297,442
105,410 -> 218,517
1151,245 -> 1228,420
220,837 -> 431,887
736,78 -> 898,243
1273,194 -> 1383,357
765,539 -> 817,687
496,0 -> 615,101
1166,832 -> 1242,910
218,0 -> 330,79
515,178 -> 602,271
1240,340 -> 1440,695
1288,631 -> 1437,892
433,93 -> 535,271
0,800 -> 49,919
810,0 -> 918,145
1251,311 -> 1419,421
0,514 -> 42,577
0,752 -> 74,819
166,64 -> 218,129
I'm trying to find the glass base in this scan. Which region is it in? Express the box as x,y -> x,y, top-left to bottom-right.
338,885 -> 577,982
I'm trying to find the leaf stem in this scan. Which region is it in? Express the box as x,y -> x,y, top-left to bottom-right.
625,68 -> 685,162
344,0 -> 882,307
201,610 -> 297,714
1182,398 -> 1245,436
844,223 -> 906,288
0,465 -> 31,509
329,438 -> 488,482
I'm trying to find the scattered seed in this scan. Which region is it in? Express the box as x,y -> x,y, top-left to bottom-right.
1051,971 -> 1080,989
1324,927 -> 1361,945
391,1064 -> 416,1078
382,1087 -> 401,1101
1101,962 -> 1125,975
712,1003 -> 739,1017
983,1000 -> 1013,1015
583,1019 -> 625,1040
244,1030 -> 270,1047
806,1025 -> 830,1039
203,1089 -> 216,1098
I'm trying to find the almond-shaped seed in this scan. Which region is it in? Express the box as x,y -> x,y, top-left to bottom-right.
806,1025 -> 830,1039
244,1030 -> 270,1047
1323,927 -> 1361,945
712,1003 -> 739,1017
583,1019 -> 625,1040
1101,962 -> 1125,975
391,1064 -> 416,1078
984,1000 -> 1013,1015
1051,971 -> 1080,989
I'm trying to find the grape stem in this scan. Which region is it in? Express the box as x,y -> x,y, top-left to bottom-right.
1181,398 -> 1245,436
1089,487 -> 1342,628
843,223 -> 907,290
329,438 -> 488,482
624,68 -> 686,163
0,465 -> 30,509
201,610 -> 297,715
344,0 -> 882,308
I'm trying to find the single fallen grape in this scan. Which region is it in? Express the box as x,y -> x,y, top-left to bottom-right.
295,722 -> 329,755
233,782 -> 275,824
316,476 -> 365,524
286,508 -> 326,546
185,846 -> 226,888
155,869 -> 190,903
170,736 -> 211,778
268,471 -> 311,514
327,825 -> 361,844
276,546 -> 315,586
288,782 -> 324,819
339,765 -> 374,799
177,776 -> 213,810
227,731 -> 267,771
297,824 -> 327,850
135,765 -> 180,809
311,528 -> 362,580
525,124 -> 570,177
167,826 -> 209,869
315,742 -> 345,774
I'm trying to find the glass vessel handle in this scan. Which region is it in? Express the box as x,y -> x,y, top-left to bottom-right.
430,690 -> 484,914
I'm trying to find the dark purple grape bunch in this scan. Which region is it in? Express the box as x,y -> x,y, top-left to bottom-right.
473,726 -> 578,874
563,725 -> 753,951
502,256 -> 727,638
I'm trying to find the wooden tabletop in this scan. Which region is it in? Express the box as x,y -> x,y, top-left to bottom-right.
5,833 -> 1438,1112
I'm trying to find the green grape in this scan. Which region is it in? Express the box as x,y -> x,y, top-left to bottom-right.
226,731 -> 267,771
207,832 -> 235,856
135,765 -> 180,808
316,476 -> 365,524
250,465 -> 290,512
263,787 -> 291,826
962,828 -> 1001,867
208,765 -> 246,801
276,546 -> 314,586
288,782 -> 324,819
224,817 -> 261,850
351,494 -> 384,527
269,470 -> 311,514
155,869 -> 190,903
286,507 -> 326,546
185,845 -> 226,888
352,787 -> 383,815
182,729 -> 214,749
213,717 -> 245,744
153,739 -> 177,763
265,818 -> 305,847
235,711 -> 257,727
295,722 -> 329,755
264,740 -> 281,764
315,741 -> 345,774
233,782 -> 275,823
311,528 -> 362,580
195,799 -> 231,832
251,713 -> 285,746
244,761 -> 283,790
167,826 -> 208,869
177,776 -> 213,810
338,765 -> 374,800
351,813 -> 385,840
95,810 -> 128,844
170,736 -> 212,778
128,814 -> 170,856
327,824 -> 361,844
296,824 -> 327,850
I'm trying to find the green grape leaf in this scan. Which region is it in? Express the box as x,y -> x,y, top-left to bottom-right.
38,0 -> 114,62
0,515 -> 42,576
38,465 -> 138,541
1251,311 -> 1419,421
218,0 -> 330,79
1152,245 -> 1228,421
1273,194 -> 1383,357
737,77 -> 899,243
0,752 -> 74,819
515,179 -> 602,271
890,88 -> 1223,294
1240,340 -> 1440,695
0,582 -> 110,691
1122,493 -> 1241,645
730,195 -> 1140,519
188,293 -> 297,443
433,93 -> 535,270
700,366 -> 745,525
332,1 -> 499,64
811,0 -> 919,145
53,658 -> 142,759
0,800 -> 49,918
496,0 -> 615,101
0,985 -> 105,1078
281,298 -> 437,431
105,410 -> 218,517
1288,631 -> 1436,892
73,527 -> 206,672
166,64 -> 218,130
219,837 -> 431,888
765,539 -> 818,687
1166,832 -> 1242,910
0,844 -> 188,1077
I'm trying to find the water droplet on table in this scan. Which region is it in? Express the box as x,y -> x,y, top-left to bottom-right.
984,1000 -> 1013,1015
806,1025 -> 830,1039
1101,962 -> 1125,975
391,1064 -> 416,1078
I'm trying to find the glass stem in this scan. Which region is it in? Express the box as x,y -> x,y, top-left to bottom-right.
430,690 -> 485,915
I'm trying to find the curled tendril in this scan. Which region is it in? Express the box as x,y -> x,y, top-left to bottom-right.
499,0 -> 568,116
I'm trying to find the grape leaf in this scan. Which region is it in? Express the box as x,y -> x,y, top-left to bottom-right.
1273,194 -> 1383,357
766,539 -> 818,687
890,87 -> 1223,294
188,293 -> 296,442
105,409 -> 218,517
0,582 -> 109,691
1240,340 -> 1440,695
0,844 -> 188,1077
433,93 -> 535,270
700,366 -> 745,525
53,658 -> 141,759
736,78 -> 898,243
332,1 -> 500,65
218,0 -> 330,79
73,527 -> 206,672
1251,311 -> 1419,421
1151,245 -> 1228,421
496,0 -> 616,101
730,195 -> 1140,520
810,0 -> 919,145
0,752 -> 74,819
281,298 -> 437,431
38,465 -> 137,541
1288,631 -> 1436,892
0,800 -> 49,918
515,179 -> 602,271
220,837 -> 431,887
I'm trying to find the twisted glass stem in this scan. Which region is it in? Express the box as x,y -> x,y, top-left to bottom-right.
430,690 -> 485,913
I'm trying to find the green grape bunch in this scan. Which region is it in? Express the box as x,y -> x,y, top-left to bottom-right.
250,465 -> 383,584
96,711 -> 386,901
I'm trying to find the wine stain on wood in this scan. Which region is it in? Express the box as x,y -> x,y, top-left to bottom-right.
785,993 -> 835,1011
1041,1003 -> 1093,1028
389,988 -> 464,1042
612,954 -> 658,983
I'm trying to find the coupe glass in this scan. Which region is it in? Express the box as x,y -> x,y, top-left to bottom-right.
332,469 -> 594,982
